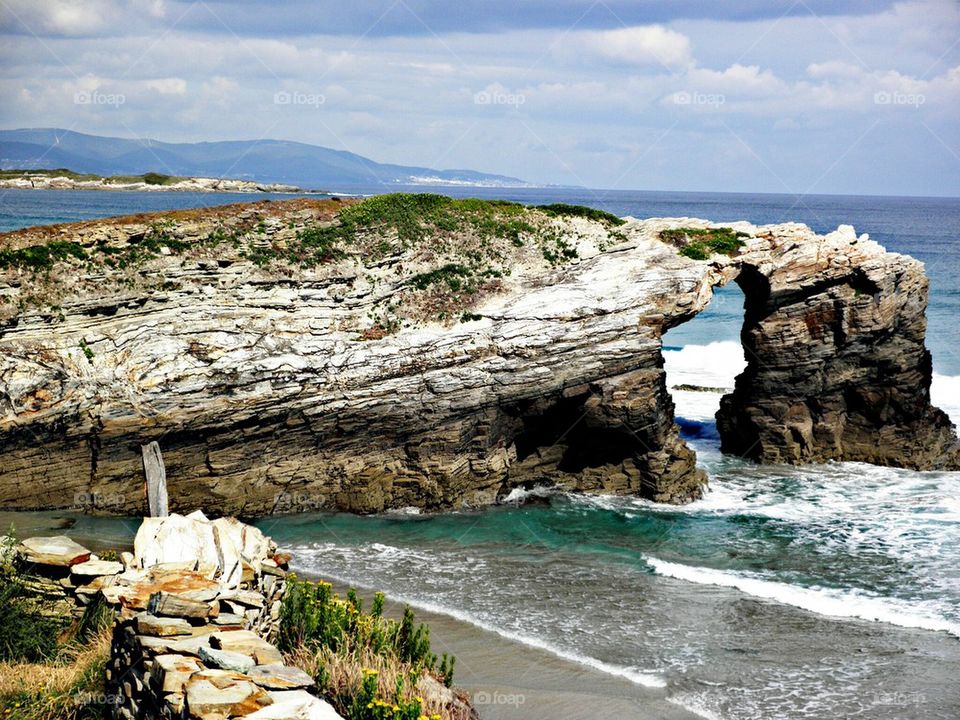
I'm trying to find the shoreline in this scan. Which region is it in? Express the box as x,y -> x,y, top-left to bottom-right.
318,577 -> 702,720
0,174 -> 325,194
0,509 -> 700,719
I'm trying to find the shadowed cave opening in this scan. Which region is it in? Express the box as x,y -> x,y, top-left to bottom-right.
509,389 -> 640,472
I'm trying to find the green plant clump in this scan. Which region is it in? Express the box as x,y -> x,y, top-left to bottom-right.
0,241 -> 88,272
659,227 -> 748,260
141,172 -> 171,185
278,577 -> 454,720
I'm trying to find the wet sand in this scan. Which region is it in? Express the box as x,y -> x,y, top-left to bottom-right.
325,580 -> 701,720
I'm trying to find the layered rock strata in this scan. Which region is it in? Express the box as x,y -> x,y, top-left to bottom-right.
0,198 -> 955,515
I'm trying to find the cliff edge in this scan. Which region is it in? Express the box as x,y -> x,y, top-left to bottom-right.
0,195 -> 955,514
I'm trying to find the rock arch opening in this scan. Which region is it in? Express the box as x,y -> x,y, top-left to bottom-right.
662,281 -> 747,446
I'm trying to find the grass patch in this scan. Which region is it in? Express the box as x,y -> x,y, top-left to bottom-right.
279,578 -> 464,720
0,241 -> 88,272
0,535 -> 115,720
659,227 -> 748,260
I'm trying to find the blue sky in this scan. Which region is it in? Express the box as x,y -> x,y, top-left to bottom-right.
1,0 -> 959,195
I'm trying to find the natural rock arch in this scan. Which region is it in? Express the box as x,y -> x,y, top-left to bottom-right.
0,203 -> 956,515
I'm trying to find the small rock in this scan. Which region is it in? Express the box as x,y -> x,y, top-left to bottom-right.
199,645 -> 256,673
137,613 -> 193,637
71,559 -> 124,576
247,665 -> 315,690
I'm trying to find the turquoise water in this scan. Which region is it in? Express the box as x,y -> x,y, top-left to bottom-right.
2,187 -> 959,718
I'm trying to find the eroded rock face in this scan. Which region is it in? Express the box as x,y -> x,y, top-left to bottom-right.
717,224 -> 960,469
0,200 -> 954,515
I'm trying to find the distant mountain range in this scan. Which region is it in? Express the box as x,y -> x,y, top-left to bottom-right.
0,128 -> 531,190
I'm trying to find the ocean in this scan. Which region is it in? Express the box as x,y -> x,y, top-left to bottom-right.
1,187 -> 958,719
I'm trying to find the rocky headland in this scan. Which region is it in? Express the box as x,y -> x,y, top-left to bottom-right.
0,169 -> 314,194
0,194 -> 956,515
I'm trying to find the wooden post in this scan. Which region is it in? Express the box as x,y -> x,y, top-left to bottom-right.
141,441 -> 169,517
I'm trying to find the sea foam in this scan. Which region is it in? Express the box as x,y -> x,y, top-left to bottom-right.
644,555 -> 960,639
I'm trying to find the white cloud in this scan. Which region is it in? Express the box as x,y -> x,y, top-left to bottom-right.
145,77 -> 186,95
579,25 -> 693,68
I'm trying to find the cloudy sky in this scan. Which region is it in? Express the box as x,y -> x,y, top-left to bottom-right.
1,0 -> 959,195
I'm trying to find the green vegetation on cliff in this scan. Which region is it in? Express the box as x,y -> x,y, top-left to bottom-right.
0,168 -> 181,186
659,226 -> 748,260
0,193 -> 628,336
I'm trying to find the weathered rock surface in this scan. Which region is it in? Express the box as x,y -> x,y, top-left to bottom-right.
17,535 -> 91,566
717,224 -> 960,468
0,198 -> 955,515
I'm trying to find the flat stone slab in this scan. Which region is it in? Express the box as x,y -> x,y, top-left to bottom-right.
149,590 -> 217,619
219,589 -> 266,608
246,690 -> 342,719
247,664 -> 315,690
140,634 -> 213,658
71,559 -> 124,576
18,536 -> 91,567
212,613 -> 246,626
210,630 -> 283,665
153,653 -> 203,693
184,672 -> 273,718
199,645 -> 256,673
102,569 -> 222,609
137,613 -> 193,637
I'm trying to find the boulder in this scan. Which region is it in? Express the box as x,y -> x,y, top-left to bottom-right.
134,514 -> 243,588
18,536 -> 91,567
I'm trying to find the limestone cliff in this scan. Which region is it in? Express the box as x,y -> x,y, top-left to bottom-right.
0,195 -> 955,515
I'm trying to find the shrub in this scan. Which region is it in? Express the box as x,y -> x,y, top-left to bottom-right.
0,241 -> 87,273
141,172 -> 171,185
536,203 -> 625,226
0,539 -> 66,663
278,578 -> 456,720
